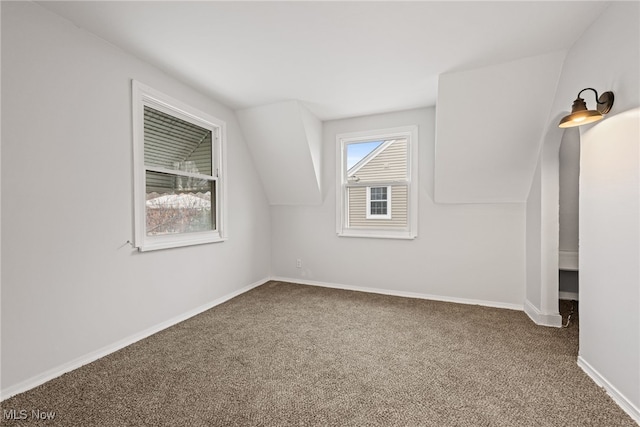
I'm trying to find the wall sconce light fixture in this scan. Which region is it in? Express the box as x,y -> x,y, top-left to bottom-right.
558,88 -> 614,128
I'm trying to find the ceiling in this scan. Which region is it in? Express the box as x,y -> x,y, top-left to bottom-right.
39,1 -> 609,121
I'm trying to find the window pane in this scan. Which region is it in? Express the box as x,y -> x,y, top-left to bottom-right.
145,171 -> 215,236
370,201 -> 387,215
347,185 -> 407,228
346,138 -> 407,183
143,106 -> 212,175
337,126 -> 416,239
370,187 -> 387,200
346,140 -> 384,170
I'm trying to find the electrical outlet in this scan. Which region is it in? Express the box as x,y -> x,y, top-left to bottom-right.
296,259 -> 302,268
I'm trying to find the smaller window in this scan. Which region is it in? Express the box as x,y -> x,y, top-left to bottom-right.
366,186 -> 391,219
336,125 -> 418,239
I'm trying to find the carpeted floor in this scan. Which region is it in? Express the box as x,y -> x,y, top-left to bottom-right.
1,281 -> 635,426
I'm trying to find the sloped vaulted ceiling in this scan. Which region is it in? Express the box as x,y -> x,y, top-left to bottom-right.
434,51 -> 566,203
37,1 -> 608,120
237,101 -> 322,206
35,1 -> 609,205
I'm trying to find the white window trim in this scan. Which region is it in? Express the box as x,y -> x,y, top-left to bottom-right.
336,125 -> 418,240
366,186 -> 392,219
132,80 -> 227,251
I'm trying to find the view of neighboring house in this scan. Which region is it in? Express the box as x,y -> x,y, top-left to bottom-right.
346,138 -> 408,229
143,106 -> 216,235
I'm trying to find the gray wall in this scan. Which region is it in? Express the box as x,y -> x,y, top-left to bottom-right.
271,107 -> 526,307
558,128 -> 580,296
530,1 -> 640,417
1,2 -> 271,393
559,128 -> 580,254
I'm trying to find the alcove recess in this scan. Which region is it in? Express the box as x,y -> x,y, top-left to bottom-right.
558,128 -> 580,300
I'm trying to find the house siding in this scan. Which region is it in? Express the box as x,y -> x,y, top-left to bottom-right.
349,139 -> 407,182
347,139 -> 408,228
348,185 -> 408,228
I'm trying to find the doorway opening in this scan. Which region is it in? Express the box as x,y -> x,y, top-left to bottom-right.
558,127 -> 580,325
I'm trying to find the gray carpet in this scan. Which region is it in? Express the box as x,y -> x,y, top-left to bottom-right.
2,281 -> 635,426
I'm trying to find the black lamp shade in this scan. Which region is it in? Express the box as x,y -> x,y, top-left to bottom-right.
558,90 -> 614,128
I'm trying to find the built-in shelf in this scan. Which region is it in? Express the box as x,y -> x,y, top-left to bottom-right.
559,251 -> 578,271
559,291 -> 579,301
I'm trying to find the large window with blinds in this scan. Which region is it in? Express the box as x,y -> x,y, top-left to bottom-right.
336,126 -> 418,239
132,81 -> 226,251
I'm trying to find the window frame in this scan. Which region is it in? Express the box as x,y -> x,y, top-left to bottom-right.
132,80 -> 227,251
336,125 -> 418,239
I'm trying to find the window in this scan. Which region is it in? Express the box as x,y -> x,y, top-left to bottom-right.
366,186 -> 391,219
336,126 -> 418,239
132,81 -> 226,251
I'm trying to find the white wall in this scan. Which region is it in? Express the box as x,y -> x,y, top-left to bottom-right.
524,128 -> 564,327
236,100 -> 322,205
528,1 -> 640,420
558,128 -> 580,254
271,107 -> 526,308
525,159 -> 542,309
579,108 -> 639,417
1,2 -> 271,395
435,51 -> 565,203
558,128 -> 580,295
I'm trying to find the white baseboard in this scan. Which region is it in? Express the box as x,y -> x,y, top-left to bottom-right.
524,299 -> 563,328
1,277 -> 269,401
578,356 -> 640,424
559,291 -> 579,301
271,276 -> 524,311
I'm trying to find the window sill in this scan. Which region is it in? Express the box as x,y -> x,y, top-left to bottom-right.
337,229 -> 416,240
136,231 -> 226,252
